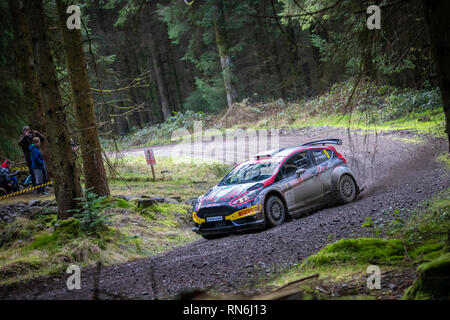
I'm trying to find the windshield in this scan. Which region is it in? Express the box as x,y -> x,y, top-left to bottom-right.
219,160 -> 281,186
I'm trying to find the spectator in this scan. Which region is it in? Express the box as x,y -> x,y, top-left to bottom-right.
0,160 -> 18,194
29,137 -> 48,195
1,160 -> 19,187
18,126 -> 45,186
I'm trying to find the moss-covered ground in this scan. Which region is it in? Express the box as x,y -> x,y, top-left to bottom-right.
0,155 -> 231,285
254,188 -> 450,299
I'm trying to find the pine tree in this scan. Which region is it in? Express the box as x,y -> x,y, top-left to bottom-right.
56,0 -> 110,196
28,0 -> 82,219
422,0 -> 450,152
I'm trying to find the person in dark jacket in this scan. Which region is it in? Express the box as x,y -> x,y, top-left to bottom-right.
29,137 -> 48,195
18,126 -> 45,186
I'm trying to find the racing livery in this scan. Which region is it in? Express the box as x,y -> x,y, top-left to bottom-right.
192,139 -> 361,239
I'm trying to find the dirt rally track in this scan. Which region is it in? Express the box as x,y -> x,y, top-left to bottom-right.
1,127 -> 449,299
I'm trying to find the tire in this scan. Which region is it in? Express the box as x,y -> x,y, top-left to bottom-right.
264,195 -> 286,227
335,174 -> 356,204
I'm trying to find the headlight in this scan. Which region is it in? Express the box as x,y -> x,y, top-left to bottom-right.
231,189 -> 261,206
193,196 -> 203,212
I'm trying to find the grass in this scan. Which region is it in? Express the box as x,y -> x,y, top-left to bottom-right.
1,155 -> 230,206
250,106 -> 444,139
107,155 -> 231,201
0,155 -> 231,285
0,154 -> 229,284
303,238 -> 406,266
256,187 -> 450,299
261,238 -> 407,290
437,153 -> 450,171
0,199 -> 201,285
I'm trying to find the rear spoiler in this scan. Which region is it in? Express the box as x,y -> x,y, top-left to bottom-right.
301,139 -> 342,146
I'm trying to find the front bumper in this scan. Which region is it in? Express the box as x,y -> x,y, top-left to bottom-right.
192,203 -> 266,235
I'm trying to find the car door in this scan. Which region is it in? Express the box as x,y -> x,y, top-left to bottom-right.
275,151 -> 321,211
309,148 -> 334,198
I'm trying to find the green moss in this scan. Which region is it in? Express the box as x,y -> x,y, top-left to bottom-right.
114,198 -> 132,209
27,233 -> 58,251
410,242 -> 445,261
403,253 -> 450,300
0,205 -> 200,285
304,238 -> 406,267
0,256 -> 44,280
436,153 -> 450,171
147,203 -> 189,216
0,217 -> 43,247
54,218 -> 82,238
28,218 -> 82,251
138,203 -> 190,228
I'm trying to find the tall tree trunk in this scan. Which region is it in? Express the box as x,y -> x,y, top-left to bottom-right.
28,0 -> 82,219
423,0 -> 450,152
7,0 -> 42,130
7,0 -> 49,159
56,0 -> 110,197
165,41 -> 183,111
213,0 -> 237,109
117,99 -> 130,135
271,41 -> 287,101
149,34 -> 172,121
131,50 -> 150,125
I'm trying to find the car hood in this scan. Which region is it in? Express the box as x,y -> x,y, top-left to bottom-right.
201,182 -> 262,206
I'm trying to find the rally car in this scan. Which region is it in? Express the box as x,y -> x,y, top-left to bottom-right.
192,139 -> 361,239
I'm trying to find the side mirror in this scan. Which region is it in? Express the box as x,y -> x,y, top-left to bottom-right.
296,168 -> 306,176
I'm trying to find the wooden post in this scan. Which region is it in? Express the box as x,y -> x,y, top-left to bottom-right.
150,164 -> 156,181
145,149 -> 156,180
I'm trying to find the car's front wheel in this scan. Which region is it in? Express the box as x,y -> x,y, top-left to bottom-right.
264,195 -> 286,227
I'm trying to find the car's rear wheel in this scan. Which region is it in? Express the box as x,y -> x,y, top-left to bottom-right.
265,195 -> 286,227
336,174 -> 356,204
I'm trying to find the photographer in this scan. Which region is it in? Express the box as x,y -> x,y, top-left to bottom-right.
18,126 -> 46,186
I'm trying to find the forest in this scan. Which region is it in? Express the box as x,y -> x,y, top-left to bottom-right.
0,0 -> 449,302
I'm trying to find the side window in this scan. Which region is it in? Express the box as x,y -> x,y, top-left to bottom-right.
277,151 -> 311,181
312,149 -> 331,165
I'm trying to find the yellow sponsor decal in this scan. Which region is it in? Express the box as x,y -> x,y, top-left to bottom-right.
192,211 -> 205,224
226,204 -> 262,221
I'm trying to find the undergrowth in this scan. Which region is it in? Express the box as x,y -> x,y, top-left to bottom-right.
0,196 -> 199,285
103,81 -> 445,151
262,187 -> 450,299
